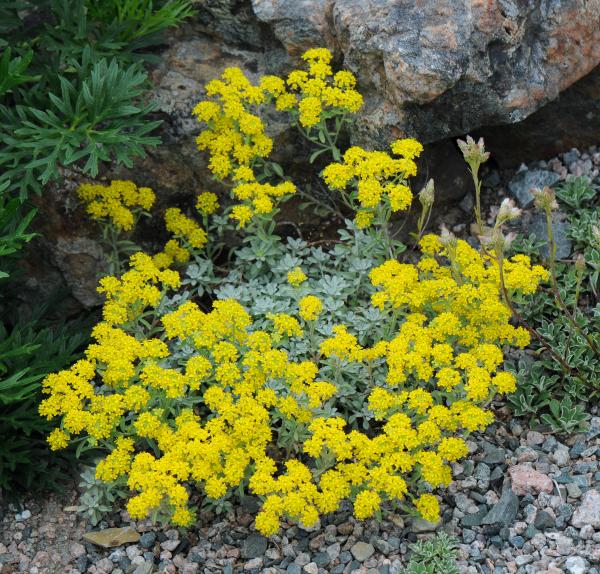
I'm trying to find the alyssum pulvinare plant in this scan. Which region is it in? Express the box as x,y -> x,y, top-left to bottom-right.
40,48 -> 548,535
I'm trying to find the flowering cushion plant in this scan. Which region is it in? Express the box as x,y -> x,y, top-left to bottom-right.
40,49 -> 548,535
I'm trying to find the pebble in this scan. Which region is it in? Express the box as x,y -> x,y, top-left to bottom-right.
508,464 -> 554,496
571,489 -> 600,528
533,510 -> 555,531
565,556 -> 588,574
242,533 -> 268,559
350,542 -> 375,562
139,532 -> 156,549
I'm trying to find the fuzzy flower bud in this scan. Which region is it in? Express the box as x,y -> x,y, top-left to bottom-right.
418,179 -> 435,207
532,187 -> 559,212
439,225 -> 457,250
457,135 -> 490,166
495,198 -> 522,226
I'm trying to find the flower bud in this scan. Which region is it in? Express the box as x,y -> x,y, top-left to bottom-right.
496,198 -> 522,225
419,179 -> 435,207
456,135 -> 490,166
532,187 -> 559,212
575,253 -> 587,274
439,225 -> 457,250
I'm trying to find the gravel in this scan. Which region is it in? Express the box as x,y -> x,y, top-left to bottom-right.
1,412 -> 598,574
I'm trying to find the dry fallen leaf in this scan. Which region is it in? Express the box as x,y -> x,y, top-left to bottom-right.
83,526 -> 140,548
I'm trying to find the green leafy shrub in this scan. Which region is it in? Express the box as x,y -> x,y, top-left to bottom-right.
0,303 -> 89,494
0,0 -> 194,199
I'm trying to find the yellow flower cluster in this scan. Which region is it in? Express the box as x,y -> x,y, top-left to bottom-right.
299,295 -> 323,321
77,180 -> 155,231
287,267 -> 307,287
196,192 -> 220,216
287,48 -> 363,128
150,207 -> 209,267
193,67 -> 273,180
322,140 -> 423,228
230,180 -> 296,228
96,252 -> 180,325
192,48 -> 363,228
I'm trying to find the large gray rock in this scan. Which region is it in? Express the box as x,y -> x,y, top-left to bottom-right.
251,0 -> 600,147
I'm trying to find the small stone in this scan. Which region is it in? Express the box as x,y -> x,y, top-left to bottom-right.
566,483 -> 583,499
69,542 -> 86,558
462,460 -> 474,477
373,539 -> 392,555
244,557 -> 263,570
580,524 -> 595,540
570,441 -> 587,458
326,543 -> 341,561
534,510 -> 555,530
462,529 -> 476,544
483,445 -> 506,465
571,489 -> 600,528
565,556 -> 588,574
515,555 -> 532,566
97,557 -> 115,573
132,563 -> 153,574
461,507 -> 488,527
532,204 -> 570,242
529,212 -> 573,259
550,447 -> 570,467
556,534 -> 574,555
542,436 -> 558,453
75,555 -> 89,573
510,536 -> 525,549
516,447 -> 539,463
303,563 -> 318,574
161,540 -> 179,552
411,518 -> 441,532
313,552 -> 330,567
351,542 -> 375,562
287,565 -> 302,574
139,532 -> 156,549
524,524 -> 538,539
482,483 -> 519,527
509,464 -> 554,496
474,463 -> 491,490
242,533 -> 268,560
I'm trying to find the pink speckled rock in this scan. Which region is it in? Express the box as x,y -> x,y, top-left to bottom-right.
508,464 -> 554,496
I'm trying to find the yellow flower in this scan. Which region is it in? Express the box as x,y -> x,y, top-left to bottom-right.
299,295 -> 323,321
353,489 -> 381,519
415,493 -> 440,523
47,428 -> 70,450
196,192 -> 220,215
287,267 -> 307,287
77,180 -> 155,231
